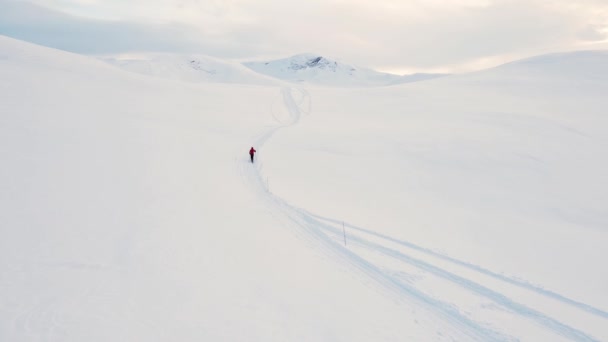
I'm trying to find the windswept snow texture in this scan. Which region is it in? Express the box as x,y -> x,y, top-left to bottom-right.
244,53 -> 446,87
102,53 -> 282,85
1,34 -> 608,342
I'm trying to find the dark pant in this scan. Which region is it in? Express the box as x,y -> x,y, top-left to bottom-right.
250,153 -> 254,163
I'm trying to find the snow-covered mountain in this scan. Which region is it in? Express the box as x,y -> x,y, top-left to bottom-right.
102,52 -> 444,87
102,54 -> 281,86
244,53 -> 445,87
484,50 -> 608,80
2,34 -> 608,341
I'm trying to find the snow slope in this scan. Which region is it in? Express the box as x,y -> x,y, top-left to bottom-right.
2,33 -> 608,341
244,53 -> 445,87
488,50 -> 608,80
261,51 -> 608,341
102,53 -> 282,86
0,35 -> 488,342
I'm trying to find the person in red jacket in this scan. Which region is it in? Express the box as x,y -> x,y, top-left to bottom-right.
249,147 -> 256,163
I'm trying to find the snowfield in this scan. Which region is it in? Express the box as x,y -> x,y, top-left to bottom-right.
1,35 -> 607,341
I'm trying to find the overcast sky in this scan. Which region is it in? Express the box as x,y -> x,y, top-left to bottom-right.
1,0 -> 607,73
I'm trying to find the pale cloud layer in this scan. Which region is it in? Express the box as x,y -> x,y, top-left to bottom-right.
2,0 -> 608,73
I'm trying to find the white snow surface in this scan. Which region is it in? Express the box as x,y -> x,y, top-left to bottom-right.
244,53 -> 446,87
1,34 -> 608,342
102,53 -> 282,86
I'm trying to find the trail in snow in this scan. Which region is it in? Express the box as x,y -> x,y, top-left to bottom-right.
240,87 -> 509,341
238,87 -> 606,341
309,213 -> 608,320
309,214 -> 600,341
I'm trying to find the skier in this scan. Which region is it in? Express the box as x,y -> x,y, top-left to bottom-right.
249,147 -> 257,163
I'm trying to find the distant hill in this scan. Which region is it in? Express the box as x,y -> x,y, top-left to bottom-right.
243,53 -> 446,87
448,50 -> 608,84
492,50 -> 608,79
102,54 -> 282,86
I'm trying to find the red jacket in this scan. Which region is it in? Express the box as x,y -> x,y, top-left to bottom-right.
249,147 -> 256,155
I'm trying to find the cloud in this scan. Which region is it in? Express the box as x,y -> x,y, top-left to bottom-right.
0,0 -> 259,56
217,0 -> 608,72
1,0 -> 607,72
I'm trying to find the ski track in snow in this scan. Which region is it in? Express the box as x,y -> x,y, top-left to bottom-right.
309,213 -> 608,321
309,214 -> 600,341
238,86 -> 605,342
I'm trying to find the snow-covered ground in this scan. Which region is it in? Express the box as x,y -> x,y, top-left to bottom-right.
1,35 -> 607,341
